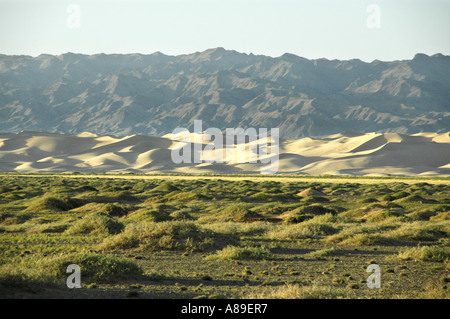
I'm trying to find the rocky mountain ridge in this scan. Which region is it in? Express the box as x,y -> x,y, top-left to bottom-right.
0,48 -> 449,138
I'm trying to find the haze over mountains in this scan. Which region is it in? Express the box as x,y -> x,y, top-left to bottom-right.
0,48 -> 449,139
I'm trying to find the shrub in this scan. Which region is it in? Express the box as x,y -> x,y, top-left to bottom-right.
245,284 -> 349,299
392,191 -> 410,200
360,197 -> 379,203
397,195 -> 437,204
38,252 -> 143,283
265,222 -> 339,240
65,213 -> 124,235
262,205 -> 295,215
363,209 -> 403,223
325,224 -> 399,246
306,247 -> 338,258
165,191 -> 211,201
127,209 -> 172,222
407,210 -> 438,221
305,213 -> 355,224
333,233 -> 395,246
0,213 -> 24,225
103,203 -> 128,217
115,191 -> 138,201
398,246 -> 450,262
74,185 -> 98,192
386,221 -> 449,242
0,252 -> 143,288
301,196 -> 330,204
381,194 -> 396,201
283,205 -> 337,223
250,192 -> 270,200
25,196 -> 82,212
219,204 -> 262,221
201,221 -> 273,237
0,264 -> 55,291
100,221 -> 236,252
152,182 -> 179,192
170,210 -> 195,221
27,221 -> 71,234
430,211 -> 450,221
205,245 -> 274,261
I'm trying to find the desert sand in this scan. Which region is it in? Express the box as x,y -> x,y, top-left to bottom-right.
0,131 -> 449,176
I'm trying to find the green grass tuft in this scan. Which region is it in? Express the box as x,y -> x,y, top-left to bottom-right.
205,245 -> 274,261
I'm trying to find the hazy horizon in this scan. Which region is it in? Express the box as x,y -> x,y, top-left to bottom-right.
1,47 -> 448,64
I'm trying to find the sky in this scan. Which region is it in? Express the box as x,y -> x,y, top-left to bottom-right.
0,0 -> 449,62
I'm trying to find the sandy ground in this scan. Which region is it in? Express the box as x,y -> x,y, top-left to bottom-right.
0,130 -> 449,176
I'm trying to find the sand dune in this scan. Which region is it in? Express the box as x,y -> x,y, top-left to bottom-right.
0,131 -> 449,176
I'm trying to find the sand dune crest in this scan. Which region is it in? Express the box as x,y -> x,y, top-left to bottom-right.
0,131 -> 449,176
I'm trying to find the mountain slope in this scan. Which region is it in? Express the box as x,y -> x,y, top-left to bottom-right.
0,49 -> 449,138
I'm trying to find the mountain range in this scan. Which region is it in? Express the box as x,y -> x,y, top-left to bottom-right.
0,48 -> 449,138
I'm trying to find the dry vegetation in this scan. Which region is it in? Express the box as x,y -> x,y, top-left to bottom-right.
0,174 -> 449,299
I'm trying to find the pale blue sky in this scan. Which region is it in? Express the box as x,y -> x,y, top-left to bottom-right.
0,0 -> 449,61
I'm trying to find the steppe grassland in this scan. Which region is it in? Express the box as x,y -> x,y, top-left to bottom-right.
0,174 -> 448,298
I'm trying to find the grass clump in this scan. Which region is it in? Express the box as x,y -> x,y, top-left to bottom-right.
152,182 -> 179,193
127,209 -> 172,222
300,196 -> 330,204
398,246 -> 450,262
324,224 -> 398,246
385,221 -> 449,242
65,213 -> 124,236
360,197 -> 379,203
100,221 -> 236,252
283,205 -> 337,223
406,210 -> 438,221
39,252 -> 143,283
25,196 -> 82,212
306,247 -> 338,258
397,195 -> 436,204
103,203 -> 128,217
245,284 -> 348,299
266,222 -> 340,240
201,221 -> 273,237
205,245 -> 274,261
27,220 -> 72,234
0,252 -> 143,289
169,210 -> 195,221
219,204 -> 262,222
362,209 -> 404,223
